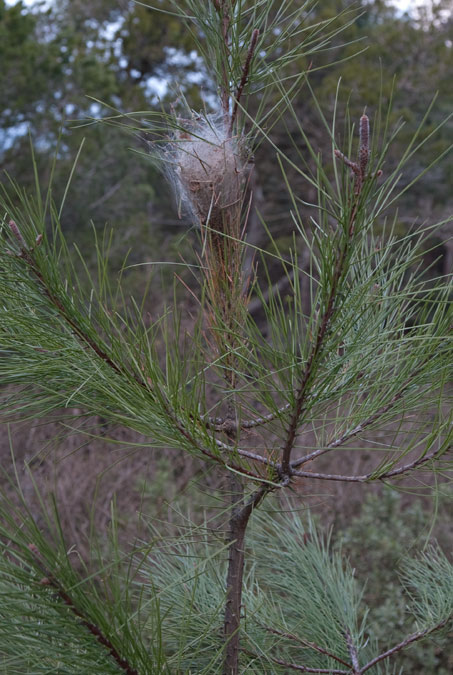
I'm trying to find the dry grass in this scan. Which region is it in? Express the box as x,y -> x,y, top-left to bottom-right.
0,412 -> 213,557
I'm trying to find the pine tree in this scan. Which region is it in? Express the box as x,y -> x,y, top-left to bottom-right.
0,2 -> 452,673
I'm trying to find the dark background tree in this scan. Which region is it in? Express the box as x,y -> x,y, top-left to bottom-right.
2,0 -> 452,248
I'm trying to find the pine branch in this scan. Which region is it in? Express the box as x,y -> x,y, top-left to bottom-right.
278,112 -> 373,478
8,220 -> 147,389
7,221 -> 271,481
279,240 -> 349,478
165,405 -> 266,479
27,544 -> 138,675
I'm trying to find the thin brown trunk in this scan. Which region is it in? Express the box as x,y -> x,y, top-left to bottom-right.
223,476 -> 246,675
223,478 -> 269,675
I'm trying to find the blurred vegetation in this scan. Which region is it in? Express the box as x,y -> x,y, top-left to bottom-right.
337,489 -> 453,674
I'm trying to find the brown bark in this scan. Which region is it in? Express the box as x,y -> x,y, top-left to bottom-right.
223,477 -> 268,674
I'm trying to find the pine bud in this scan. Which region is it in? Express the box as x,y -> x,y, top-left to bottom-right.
9,220 -> 26,246
359,114 -> 370,175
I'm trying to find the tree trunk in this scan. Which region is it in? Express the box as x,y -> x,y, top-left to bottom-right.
223,478 -> 268,675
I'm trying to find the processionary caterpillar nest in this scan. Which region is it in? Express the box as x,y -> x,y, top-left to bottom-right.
161,113 -> 251,232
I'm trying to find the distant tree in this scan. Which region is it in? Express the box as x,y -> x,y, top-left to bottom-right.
2,0 -> 452,259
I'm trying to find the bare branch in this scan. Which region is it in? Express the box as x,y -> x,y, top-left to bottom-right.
230,28 -> 260,133
345,629 -> 360,674
262,625 -> 352,669
202,403 -> 291,432
334,149 -> 360,175
359,618 -> 451,674
214,438 -> 278,468
291,445 -> 449,482
379,444 -> 451,479
224,482 -> 271,674
241,403 -> 291,429
202,415 -> 234,432
241,649 -> 349,674
291,389 -> 407,469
